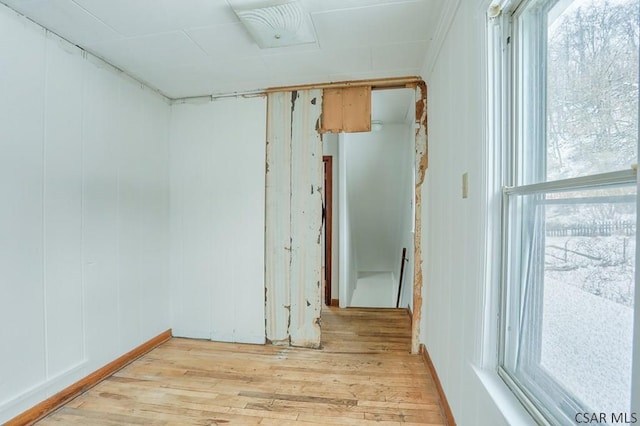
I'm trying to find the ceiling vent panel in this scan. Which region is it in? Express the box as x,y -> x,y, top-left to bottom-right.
232,1 -> 317,49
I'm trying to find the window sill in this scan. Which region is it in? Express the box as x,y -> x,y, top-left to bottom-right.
472,365 -> 539,426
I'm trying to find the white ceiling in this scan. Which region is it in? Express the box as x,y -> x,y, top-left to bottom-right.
1,0 -> 446,99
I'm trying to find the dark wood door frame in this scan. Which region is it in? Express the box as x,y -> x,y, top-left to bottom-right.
323,156 -> 333,306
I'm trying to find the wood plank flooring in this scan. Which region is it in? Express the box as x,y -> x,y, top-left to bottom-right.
37,307 -> 446,425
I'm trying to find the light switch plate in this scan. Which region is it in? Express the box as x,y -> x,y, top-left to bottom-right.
462,172 -> 468,199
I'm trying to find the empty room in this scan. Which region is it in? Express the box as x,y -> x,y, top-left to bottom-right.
1,0 -> 638,425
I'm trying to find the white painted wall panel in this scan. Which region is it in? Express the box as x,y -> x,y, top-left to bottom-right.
117,85 -> 143,351
169,104 -> 215,339
209,100 -> 266,344
117,79 -> 167,351
337,133 -> 358,307
397,123 -> 415,310
134,88 -> 171,339
82,63 -> 122,366
0,11 -> 47,407
0,6 -> 171,422
419,0 -> 525,424
43,37 -> 85,377
170,96 -> 266,344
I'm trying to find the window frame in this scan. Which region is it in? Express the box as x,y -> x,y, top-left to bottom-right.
489,0 -> 640,423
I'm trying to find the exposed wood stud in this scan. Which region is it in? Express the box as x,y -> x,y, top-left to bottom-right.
412,81 -> 428,354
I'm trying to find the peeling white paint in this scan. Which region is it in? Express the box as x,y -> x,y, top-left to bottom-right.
265,92 -> 293,345
412,82 -> 428,354
289,89 -> 323,348
265,90 -> 323,348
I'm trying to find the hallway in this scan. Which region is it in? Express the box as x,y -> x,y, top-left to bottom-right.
37,308 -> 446,425
349,272 -> 397,308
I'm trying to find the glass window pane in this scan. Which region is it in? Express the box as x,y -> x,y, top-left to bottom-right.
504,184 -> 636,421
542,186 -> 635,413
546,0 -> 639,181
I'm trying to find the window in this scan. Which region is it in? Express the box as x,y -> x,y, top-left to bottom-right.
492,0 -> 639,423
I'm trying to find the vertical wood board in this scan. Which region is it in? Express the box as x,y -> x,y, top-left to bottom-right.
265,92 -> 293,344
320,88 -> 343,134
289,89 -> 323,348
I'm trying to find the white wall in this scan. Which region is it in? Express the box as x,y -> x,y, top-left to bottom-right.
0,6 -> 171,423
343,124 -> 412,273
169,96 -> 266,344
338,133 -> 358,306
419,1 -> 534,425
396,123 -> 415,311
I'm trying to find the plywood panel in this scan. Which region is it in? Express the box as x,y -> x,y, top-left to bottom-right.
321,88 -> 344,133
289,89 -> 323,348
265,92 -> 293,345
321,86 -> 371,133
342,86 -> 371,133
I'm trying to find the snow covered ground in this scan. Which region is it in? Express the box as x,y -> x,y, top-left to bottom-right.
541,279 -> 633,413
541,234 -> 634,413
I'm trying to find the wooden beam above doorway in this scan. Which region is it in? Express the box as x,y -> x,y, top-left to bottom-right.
265,76 -> 423,93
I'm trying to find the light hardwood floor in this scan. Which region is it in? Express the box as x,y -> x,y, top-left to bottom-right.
38,307 -> 446,425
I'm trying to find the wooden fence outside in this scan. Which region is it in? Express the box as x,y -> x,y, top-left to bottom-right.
546,220 -> 635,237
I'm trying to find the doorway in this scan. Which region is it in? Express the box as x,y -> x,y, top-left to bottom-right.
323,88 -> 416,310
265,78 -> 427,353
